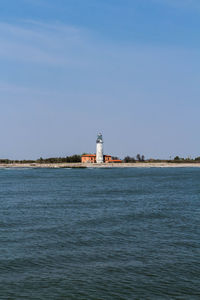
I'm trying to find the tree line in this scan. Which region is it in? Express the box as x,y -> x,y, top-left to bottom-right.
123,154 -> 145,163
0,155 -> 82,164
1,154 -> 200,164
0,154 -> 145,164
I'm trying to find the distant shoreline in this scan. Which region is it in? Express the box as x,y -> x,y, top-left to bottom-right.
1,162 -> 200,168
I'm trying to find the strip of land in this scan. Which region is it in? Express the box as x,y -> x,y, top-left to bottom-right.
1,162 -> 200,168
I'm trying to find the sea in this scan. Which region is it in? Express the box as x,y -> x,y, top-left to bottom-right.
0,167 -> 199,299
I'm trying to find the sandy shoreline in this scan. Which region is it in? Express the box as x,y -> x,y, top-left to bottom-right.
1,162 -> 200,168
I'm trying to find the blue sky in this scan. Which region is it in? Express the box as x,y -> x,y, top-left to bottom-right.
0,0 -> 200,159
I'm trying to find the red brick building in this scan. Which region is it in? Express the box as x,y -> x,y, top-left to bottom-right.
81,154 -> 118,163
81,154 -> 96,163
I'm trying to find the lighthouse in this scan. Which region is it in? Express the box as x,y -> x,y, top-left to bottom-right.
96,133 -> 104,163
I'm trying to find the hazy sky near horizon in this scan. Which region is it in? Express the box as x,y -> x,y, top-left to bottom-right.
1,0 -> 200,159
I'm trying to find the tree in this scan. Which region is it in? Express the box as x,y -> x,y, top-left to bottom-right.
174,156 -> 180,161
123,156 -> 136,163
112,156 -> 119,160
66,155 -> 81,163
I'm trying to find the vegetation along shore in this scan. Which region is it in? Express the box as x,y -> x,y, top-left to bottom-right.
1,155 -> 200,168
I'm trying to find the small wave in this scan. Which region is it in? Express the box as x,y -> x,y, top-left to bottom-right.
0,167 -> 34,171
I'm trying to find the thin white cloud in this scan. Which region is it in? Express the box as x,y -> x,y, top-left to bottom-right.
0,21 -> 80,41
0,19 -> 199,101
0,21 -> 87,66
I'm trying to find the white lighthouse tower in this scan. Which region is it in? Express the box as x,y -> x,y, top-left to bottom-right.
96,133 -> 104,163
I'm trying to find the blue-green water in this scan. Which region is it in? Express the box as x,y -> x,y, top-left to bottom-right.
0,167 -> 200,299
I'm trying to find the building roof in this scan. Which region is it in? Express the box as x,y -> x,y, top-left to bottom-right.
108,159 -> 122,162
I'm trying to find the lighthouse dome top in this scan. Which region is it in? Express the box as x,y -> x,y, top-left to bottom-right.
96,133 -> 103,143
